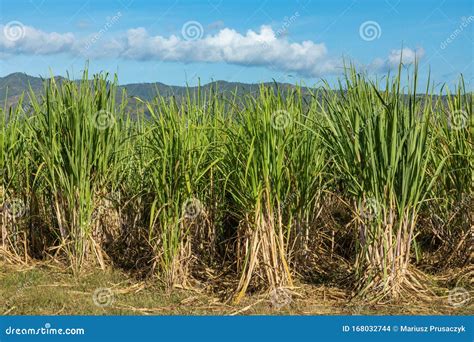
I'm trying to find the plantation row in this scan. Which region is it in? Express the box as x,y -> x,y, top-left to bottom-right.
0,66 -> 472,303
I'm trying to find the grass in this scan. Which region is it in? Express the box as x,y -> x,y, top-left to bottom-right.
318,63 -> 440,301
1,262 -> 471,315
0,64 -> 472,313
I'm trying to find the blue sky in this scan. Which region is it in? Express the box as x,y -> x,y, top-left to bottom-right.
0,0 -> 472,88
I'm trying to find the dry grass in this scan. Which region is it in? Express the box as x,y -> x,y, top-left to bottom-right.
1,261 -> 472,315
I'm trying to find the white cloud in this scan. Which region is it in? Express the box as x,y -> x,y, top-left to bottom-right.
99,25 -> 335,77
387,47 -> 425,67
0,23 -> 425,78
370,47 -> 425,71
0,23 -> 337,77
0,24 -> 74,55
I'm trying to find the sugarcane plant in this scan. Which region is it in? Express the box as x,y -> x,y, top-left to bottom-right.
318,63 -> 446,301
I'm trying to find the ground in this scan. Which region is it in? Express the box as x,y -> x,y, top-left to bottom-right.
0,261 -> 471,316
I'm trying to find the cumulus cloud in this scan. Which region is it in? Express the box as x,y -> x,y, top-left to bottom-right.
89,25 -> 335,76
0,23 -> 425,78
370,47 -> 425,71
0,23 -> 338,77
387,47 -> 425,66
0,24 -> 74,54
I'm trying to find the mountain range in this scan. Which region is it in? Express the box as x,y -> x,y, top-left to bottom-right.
0,72 -> 302,109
